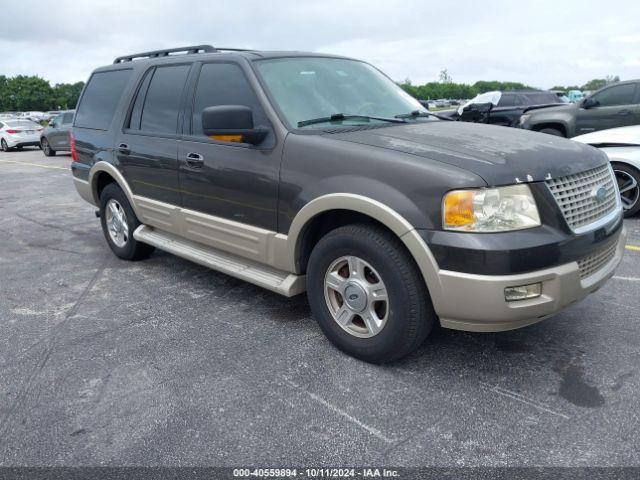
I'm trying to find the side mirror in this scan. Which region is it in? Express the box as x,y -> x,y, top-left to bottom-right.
202,105 -> 268,145
582,97 -> 597,109
48,120 -> 56,127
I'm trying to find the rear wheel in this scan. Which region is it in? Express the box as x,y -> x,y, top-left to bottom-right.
1,139 -> 10,152
613,163 -> 640,217
41,138 -> 56,156
539,127 -> 564,137
307,224 -> 435,363
99,183 -> 155,260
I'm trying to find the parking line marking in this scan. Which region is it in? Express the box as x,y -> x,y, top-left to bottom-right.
0,159 -> 69,171
280,376 -> 395,443
612,276 -> 640,282
626,245 -> 640,252
481,383 -> 570,420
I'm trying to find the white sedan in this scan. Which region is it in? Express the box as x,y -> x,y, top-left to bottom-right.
574,125 -> 640,217
0,119 -> 43,152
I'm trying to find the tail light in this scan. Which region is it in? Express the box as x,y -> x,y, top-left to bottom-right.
6,129 -> 21,134
70,132 -> 78,163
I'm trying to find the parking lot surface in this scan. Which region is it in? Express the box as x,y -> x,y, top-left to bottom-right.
1,148 -> 639,467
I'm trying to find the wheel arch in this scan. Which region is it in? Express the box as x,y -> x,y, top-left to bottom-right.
284,194 -> 444,310
88,161 -> 141,218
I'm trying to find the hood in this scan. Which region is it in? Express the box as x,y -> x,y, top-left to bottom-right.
326,121 -> 607,186
524,103 -> 576,114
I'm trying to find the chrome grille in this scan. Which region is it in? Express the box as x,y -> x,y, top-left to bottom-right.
577,242 -> 617,279
546,164 -> 618,232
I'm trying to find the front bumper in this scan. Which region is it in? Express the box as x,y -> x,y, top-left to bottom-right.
431,227 -> 626,332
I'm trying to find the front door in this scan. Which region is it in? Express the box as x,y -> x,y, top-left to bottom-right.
178,61 -> 280,233
575,82 -> 639,135
116,64 -> 192,206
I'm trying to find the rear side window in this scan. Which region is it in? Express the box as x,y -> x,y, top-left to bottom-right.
191,63 -> 267,136
497,94 -> 515,107
138,65 -> 190,134
75,69 -> 131,130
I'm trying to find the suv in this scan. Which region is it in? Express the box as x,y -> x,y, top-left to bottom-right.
71,45 -> 626,363
41,110 -> 75,156
520,80 -> 640,137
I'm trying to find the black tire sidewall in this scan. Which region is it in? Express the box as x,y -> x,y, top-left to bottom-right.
307,226 -> 431,362
1,139 -> 9,151
41,138 -> 55,156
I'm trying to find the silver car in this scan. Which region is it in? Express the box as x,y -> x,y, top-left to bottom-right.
40,110 -> 75,156
574,125 -> 640,217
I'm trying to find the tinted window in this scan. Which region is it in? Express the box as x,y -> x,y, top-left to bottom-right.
497,94 -> 515,107
128,69 -> 153,130
593,84 -> 637,107
140,65 -> 190,134
62,112 -> 74,124
521,92 -> 559,105
191,63 -> 266,135
75,69 -> 131,130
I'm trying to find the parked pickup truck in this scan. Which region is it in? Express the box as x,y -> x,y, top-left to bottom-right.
448,90 -> 563,127
520,79 -> 640,137
71,45 -> 626,363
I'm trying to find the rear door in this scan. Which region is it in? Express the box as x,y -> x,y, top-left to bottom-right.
116,64 -> 192,206
57,111 -> 74,149
177,61 -> 280,231
575,82 -> 638,134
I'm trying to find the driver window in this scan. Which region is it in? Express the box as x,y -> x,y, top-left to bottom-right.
592,84 -> 636,107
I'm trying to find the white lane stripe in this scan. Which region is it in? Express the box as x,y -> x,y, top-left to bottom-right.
612,276 -> 640,282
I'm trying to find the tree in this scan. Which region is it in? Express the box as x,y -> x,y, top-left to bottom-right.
439,69 -> 452,84
52,82 -> 85,109
2,75 -> 54,111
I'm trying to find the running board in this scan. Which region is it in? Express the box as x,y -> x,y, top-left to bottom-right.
133,225 -> 305,297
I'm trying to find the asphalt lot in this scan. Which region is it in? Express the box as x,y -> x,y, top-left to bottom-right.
1,148 -> 639,467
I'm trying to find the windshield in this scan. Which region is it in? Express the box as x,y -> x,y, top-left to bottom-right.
254,57 -> 428,129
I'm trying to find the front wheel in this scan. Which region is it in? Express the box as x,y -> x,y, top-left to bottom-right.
613,164 -> 640,217
99,183 -> 155,260
1,139 -> 10,152
306,224 -> 435,363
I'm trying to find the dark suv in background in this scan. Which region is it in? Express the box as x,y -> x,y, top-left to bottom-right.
71,45 -> 625,363
41,110 -> 75,156
520,79 -> 640,137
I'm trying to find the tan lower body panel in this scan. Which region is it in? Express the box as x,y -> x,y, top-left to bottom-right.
133,225 -> 305,297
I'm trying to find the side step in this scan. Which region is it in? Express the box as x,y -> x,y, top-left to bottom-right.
133,225 -> 305,297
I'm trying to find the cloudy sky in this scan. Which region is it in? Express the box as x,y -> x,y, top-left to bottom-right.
1,0 -> 639,88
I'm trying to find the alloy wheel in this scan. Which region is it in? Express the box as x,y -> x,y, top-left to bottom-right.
105,199 -> 129,248
615,168 -> 640,212
324,255 -> 389,338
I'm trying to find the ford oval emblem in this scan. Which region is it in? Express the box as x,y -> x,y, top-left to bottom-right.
590,185 -> 608,203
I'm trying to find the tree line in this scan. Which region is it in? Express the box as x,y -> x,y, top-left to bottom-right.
0,75 -> 85,111
399,69 -> 622,100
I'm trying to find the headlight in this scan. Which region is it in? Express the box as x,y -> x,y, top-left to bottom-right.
443,184 -> 541,232
519,114 -> 530,125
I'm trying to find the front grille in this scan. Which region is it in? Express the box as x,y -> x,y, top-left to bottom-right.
577,242 -> 617,279
546,164 -> 618,232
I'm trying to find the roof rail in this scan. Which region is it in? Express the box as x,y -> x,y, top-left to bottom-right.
113,45 -> 216,64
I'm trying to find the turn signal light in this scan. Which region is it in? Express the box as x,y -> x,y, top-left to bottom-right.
443,190 -> 475,228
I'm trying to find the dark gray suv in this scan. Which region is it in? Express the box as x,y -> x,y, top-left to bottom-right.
71,45 -> 626,363
41,110 -> 74,156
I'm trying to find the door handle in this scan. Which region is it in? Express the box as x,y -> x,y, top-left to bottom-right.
185,152 -> 204,168
117,143 -> 130,155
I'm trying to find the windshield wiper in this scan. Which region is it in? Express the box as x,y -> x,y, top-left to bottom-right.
394,110 -> 454,121
297,113 -> 407,128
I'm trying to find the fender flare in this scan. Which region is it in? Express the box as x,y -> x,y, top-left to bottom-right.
282,193 -> 444,307
88,161 -> 143,218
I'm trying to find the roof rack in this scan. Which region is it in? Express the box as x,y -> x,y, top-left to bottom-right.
113,45 -> 216,64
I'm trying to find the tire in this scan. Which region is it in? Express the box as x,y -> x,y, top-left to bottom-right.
99,183 -> 155,260
16,145 -> 23,151
306,224 -> 435,363
1,139 -> 11,152
41,138 -> 56,156
539,127 -> 564,137
613,163 -> 640,217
